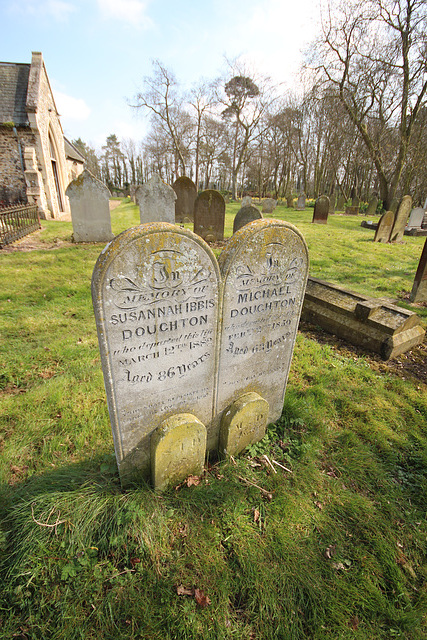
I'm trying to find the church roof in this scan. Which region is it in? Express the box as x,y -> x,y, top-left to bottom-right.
64,137 -> 85,164
0,62 -> 31,126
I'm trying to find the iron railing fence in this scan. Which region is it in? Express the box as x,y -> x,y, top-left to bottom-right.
0,204 -> 41,248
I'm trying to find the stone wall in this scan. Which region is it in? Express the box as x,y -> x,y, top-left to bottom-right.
0,126 -> 36,205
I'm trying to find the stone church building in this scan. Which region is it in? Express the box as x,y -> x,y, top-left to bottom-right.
0,51 -> 84,218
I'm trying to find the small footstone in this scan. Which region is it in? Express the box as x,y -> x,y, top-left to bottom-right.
151,413 -> 207,491
219,392 -> 269,457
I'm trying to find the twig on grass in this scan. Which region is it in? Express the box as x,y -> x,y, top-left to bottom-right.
31,503 -> 68,535
272,459 -> 293,473
263,454 -> 277,473
238,476 -> 273,500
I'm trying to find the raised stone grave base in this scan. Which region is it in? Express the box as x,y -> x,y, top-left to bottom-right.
301,277 -> 425,360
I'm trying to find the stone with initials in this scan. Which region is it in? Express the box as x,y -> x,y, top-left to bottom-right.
151,413 -> 206,490
219,392 -> 269,457
262,198 -> 277,214
66,170 -> 114,243
135,174 -> 176,225
215,219 -> 309,432
374,210 -> 395,242
312,195 -> 329,224
193,189 -> 225,243
233,204 -> 262,234
390,195 -> 412,242
173,176 -> 197,223
92,222 -> 221,485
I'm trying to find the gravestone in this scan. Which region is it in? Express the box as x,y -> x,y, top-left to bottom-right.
286,195 -> 294,208
66,170 -> 114,243
366,196 -> 378,216
410,238 -> 427,303
215,219 -> 309,456
390,195 -> 412,242
262,198 -> 277,214
312,195 -> 329,224
92,222 -> 221,485
296,194 -> 306,210
233,204 -> 263,234
173,176 -> 197,223
352,195 -> 360,210
329,195 -> 336,214
129,184 -> 137,203
407,207 -> 425,230
241,196 -> 252,208
390,198 -> 399,214
374,210 -> 394,242
336,195 -> 345,211
345,206 -> 359,215
135,174 -> 176,225
193,189 -> 225,243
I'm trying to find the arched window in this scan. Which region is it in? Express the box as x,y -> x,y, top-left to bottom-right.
49,131 -> 64,212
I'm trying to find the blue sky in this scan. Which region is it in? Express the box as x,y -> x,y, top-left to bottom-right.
2,0 -> 320,149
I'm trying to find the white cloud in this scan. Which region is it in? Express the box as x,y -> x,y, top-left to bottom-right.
9,0 -> 76,21
97,0 -> 153,28
53,90 -> 91,121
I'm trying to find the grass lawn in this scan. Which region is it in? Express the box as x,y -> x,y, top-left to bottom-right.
0,200 -> 426,639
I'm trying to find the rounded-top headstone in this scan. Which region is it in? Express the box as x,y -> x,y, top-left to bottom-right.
193,189 -> 225,243
233,204 -> 262,234
66,169 -> 113,243
389,195 -> 412,243
173,176 -> 197,223
241,195 -> 252,208
262,198 -> 277,214
374,210 -> 395,243
312,195 -> 330,224
135,174 -> 176,225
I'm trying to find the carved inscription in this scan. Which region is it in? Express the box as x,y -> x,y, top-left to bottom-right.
92,224 -> 220,479
216,220 -> 309,425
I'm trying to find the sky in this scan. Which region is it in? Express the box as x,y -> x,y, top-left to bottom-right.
1,0 -> 321,150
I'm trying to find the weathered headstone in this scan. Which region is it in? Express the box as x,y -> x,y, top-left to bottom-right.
410,238 -> 427,303
286,195 -> 294,208
336,195 -> 345,211
241,196 -> 252,208
390,198 -> 399,214
129,184 -> 137,203
329,195 -> 336,214
345,205 -> 360,215
390,195 -> 412,243
374,210 -> 394,242
173,176 -> 197,223
407,207 -> 425,230
66,170 -> 114,243
193,189 -> 225,243
312,195 -> 329,224
296,194 -> 306,210
366,196 -> 379,216
233,204 -> 263,234
135,174 -> 176,225
352,195 -> 360,210
215,219 -> 309,456
92,222 -> 221,485
262,198 -> 277,214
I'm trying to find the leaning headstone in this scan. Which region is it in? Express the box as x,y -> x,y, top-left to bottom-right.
241,196 -> 252,208
92,222 -> 221,485
215,219 -> 309,456
312,195 -> 329,224
193,189 -> 225,243
173,176 -> 197,223
366,196 -> 379,216
374,210 -> 395,242
410,238 -> 427,303
233,204 -> 263,234
407,207 -> 425,230
135,174 -> 176,225
286,195 -> 294,208
262,198 -> 277,214
389,195 -> 412,243
296,194 -> 306,210
66,170 -> 114,243
390,198 -> 399,214
336,195 -> 346,211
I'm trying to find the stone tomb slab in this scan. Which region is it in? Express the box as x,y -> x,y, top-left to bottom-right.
173,176 -> 197,223
66,170 -> 114,243
216,219 -> 309,431
193,189 -> 225,243
92,222 -> 220,484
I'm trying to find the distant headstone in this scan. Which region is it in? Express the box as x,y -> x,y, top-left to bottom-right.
262,198 -> 277,214
374,210 -> 394,242
352,195 -> 360,210
241,196 -> 252,208
312,195 -> 329,224
329,195 -> 336,214
296,194 -> 306,210
129,184 -> 137,203
336,195 -> 346,211
135,174 -> 176,225
345,206 -> 359,215
366,196 -> 379,216
66,170 -> 114,243
193,189 -> 225,243
173,176 -> 197,223
233,204 -> 262,234
286,195 -> 294,208
92,223 -> 221,485
407,207 -> 425,230
390,195 -> 412,242
410,238 -> 427,303
215,219 -> 309,455
390,198 -> 399,214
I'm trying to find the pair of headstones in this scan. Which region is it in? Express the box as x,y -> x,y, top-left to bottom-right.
374,195 -> 412,243
92,219 -> 309,489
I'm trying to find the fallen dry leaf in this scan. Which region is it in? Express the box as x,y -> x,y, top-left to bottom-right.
194,588 -> 211,607
186,475 -> 201,487
253,508 -> 260,524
